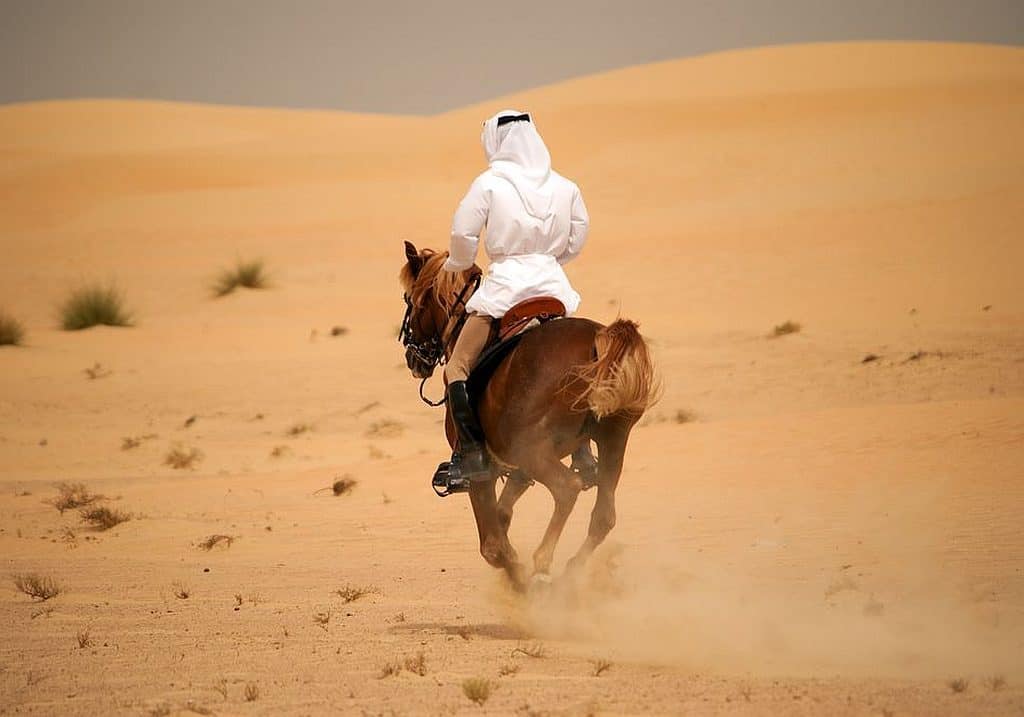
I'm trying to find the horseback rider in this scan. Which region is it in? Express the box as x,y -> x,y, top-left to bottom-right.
442,109 -> 590,481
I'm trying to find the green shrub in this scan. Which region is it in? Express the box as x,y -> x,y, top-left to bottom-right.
60,285 -> 132,331
213,259 -> 269,297
0,311 -> 25,346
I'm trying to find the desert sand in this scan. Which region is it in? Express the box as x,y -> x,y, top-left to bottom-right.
1,42 -> 1023,715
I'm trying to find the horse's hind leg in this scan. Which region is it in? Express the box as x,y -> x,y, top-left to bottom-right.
566,418 -> 631,575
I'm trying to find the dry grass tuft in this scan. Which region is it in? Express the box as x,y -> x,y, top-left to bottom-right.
498,662 -> 520,677
51,482 -> 103,514
244,682 -> 260,702
591,658 -> 613,677
770,320 -> 801,338
269,444 -> 291,458
312,609 -> 332,630
76,627 -> 93,649
0,311 -> 26,346
83,362 -> 112,380
674,409 -> 695,424
164,444 -> 203,470
512,642 -> 547,659
365,419 -> 405,438
332,476 -> 358,496
60,284 -> 132,331
80,505 -> 131,531
172,582 -> 191,599
335,584 -> 376,603
986,675 -> 1007,691
377,661 -> 402,679
196,534 -> 236,551
462,677 -> 495,705
286,422 -> 313,437
13,573 -> 62,601
948,677 -> 969,694
213,259 -> 269,297
404,651 -> 428,676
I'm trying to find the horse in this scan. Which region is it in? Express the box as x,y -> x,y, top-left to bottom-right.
398,240 -> 659,589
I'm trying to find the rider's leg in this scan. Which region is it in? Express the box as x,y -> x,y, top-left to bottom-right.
443,314 -> 493,480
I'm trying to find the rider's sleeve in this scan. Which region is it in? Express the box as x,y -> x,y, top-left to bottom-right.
445,176 -> 489,272
558,185 -> 589,266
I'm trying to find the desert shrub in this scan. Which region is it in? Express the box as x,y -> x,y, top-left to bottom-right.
52,482 -> 103,514
770,320 -> 801,338
462,677 -> 495,705
196,534 -> 236,551
80,506 -> 131,530
335,585 -> 375,603
0,311 -> 25,346
244,683 -> 259,701
13,573 -> 61,601
377,661 -> 401,679
60,284 -> 132,331
404,651 -> 427,676
591,658 -> 613,676
165,444 -> 202,469
948,678 -> 969,693
213,259 -> 268,297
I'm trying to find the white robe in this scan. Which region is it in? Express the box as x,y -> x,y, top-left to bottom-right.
443,110 -> 589,318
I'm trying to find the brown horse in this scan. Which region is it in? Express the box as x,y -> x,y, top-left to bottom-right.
399,241 -> 658,589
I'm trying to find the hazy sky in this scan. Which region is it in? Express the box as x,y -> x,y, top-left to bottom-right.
3,0 -> 1022,115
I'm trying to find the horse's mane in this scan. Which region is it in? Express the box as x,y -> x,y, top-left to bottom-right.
399,248 -> 476,315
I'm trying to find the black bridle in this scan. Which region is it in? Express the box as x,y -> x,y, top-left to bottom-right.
398,274 -> 481,406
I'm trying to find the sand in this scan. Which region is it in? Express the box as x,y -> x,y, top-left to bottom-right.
1,42 -> 1023,715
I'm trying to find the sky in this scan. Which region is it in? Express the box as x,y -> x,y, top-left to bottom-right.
3,0 -> 1023,115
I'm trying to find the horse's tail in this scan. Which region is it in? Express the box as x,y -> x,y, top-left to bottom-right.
576,319 -> 661,419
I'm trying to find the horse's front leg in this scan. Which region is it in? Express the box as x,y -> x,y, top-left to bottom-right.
528,459 -> 582,578
468,478 -> 528,590
496,471 -> 531,536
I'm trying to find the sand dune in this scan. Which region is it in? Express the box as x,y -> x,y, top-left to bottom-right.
1,42 -> 1023,715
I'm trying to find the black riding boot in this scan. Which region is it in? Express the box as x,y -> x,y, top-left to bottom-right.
432,381 -> 490,496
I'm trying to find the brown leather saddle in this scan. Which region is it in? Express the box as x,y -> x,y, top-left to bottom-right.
465,297 -> 566,405
497,297 -> 566,342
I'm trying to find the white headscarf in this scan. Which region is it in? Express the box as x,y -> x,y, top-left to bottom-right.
481,109 -> 554,220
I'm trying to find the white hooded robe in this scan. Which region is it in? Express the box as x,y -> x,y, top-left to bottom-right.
443,109 -> 589,318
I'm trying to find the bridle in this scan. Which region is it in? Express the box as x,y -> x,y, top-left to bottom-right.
398,273 -> 481,406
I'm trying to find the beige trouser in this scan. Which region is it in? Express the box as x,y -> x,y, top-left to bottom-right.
444,314 -> 493,383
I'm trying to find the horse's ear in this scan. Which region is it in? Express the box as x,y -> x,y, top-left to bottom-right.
404,240 -> 423,276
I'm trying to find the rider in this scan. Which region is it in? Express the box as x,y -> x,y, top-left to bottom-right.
442,109 -> 590,481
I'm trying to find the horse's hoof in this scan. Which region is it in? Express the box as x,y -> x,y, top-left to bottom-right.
527,572 -> 552,598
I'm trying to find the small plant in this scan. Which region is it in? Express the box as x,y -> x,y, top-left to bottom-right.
213,259 -> 269,297
312,609 -> 331,630
196,534 -> 236,551
986,675 -> 1007,691
247,593 -> 263,606
377,661 -> 402,679
498,663 -> 520,677
59,284 -> 132,331
365,419 -> 405,438
512,643 -> 547,659
51,482 -> 103,514
244,682 -> 260,702
80,506 -> 130,531
30,605 -> 55,620
83,362 -> 112,380
462,677 -> 495,706
164,444 -> 202,470
948,677 -> 969,693
286,422 -> 313,437
404,651 -> 427,676
76,627 -> 93,649
13,573 -> 61,601
674,409 -> 694,424
172,582 -> 191,599
213,678 -> 228,700
335,585 -> 375,603
591,658 -> 613,677
234,593 -> 243,607
121,436 -> 142,450
770,320 -> 801,338
269,445 -> 290,458
0,311 -> 25,346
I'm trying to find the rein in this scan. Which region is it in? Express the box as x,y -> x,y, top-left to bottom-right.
401,273 -> 481,407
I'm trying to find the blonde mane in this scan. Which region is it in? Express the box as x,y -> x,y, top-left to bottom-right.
399,249 -> 477,316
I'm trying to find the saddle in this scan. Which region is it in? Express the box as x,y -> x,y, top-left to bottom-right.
465,297 -> 566,405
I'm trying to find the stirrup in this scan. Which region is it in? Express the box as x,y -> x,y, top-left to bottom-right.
432,461 -> 468,497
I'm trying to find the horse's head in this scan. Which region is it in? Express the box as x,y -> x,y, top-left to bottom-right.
398,240 -> 479,379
